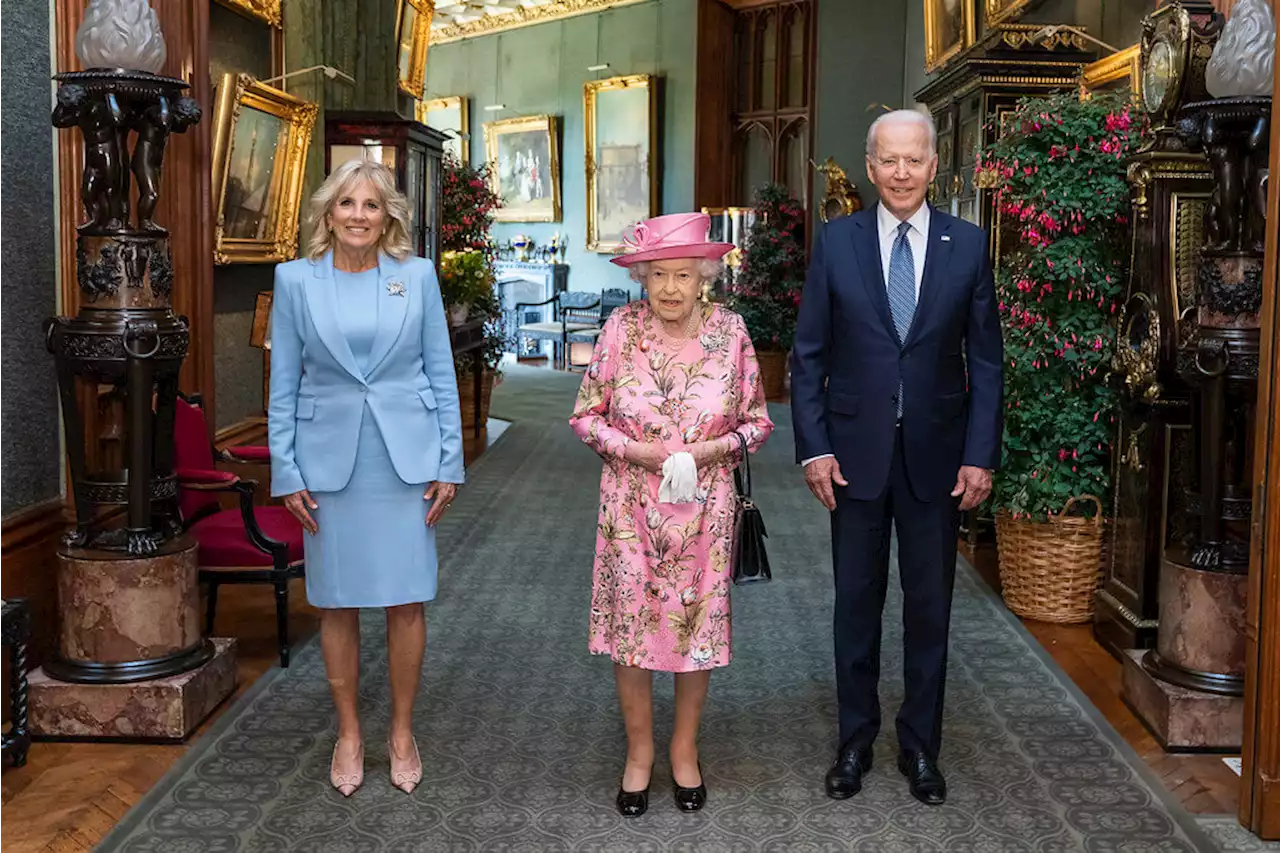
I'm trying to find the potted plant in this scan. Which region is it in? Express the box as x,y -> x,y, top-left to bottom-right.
439,155 -> 505,425
728,183 -> 806,398
977,88 -> 1140,623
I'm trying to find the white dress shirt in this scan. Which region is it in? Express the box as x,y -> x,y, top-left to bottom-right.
802,202 -> 929,468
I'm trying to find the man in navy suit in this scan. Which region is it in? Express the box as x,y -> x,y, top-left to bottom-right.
790,110 -> 1003,805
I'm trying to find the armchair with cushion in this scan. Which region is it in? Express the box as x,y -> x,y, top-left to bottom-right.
515,289 -> 631,369
173,394 -> 304,667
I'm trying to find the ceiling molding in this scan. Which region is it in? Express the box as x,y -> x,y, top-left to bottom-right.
430,0 -> 650,44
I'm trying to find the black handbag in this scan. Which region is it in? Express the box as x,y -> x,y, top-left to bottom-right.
729,432 -> 771,585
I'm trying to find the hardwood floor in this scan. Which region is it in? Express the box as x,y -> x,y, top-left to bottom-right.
0,399 -> 1242,849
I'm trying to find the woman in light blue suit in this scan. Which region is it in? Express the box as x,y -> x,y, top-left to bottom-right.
268,159 -> 464,797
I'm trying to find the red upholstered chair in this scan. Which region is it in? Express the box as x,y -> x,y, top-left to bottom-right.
174,394 -> 304,667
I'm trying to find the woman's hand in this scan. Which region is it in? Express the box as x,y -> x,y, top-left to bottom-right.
424,482 -> 458,527
625,441 -> 668,475
284,489 -> 319,534
688,437 -> 731,470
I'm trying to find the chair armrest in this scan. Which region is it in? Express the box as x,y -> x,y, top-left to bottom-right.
515,295 -> 560,311
232,479 -> 289,561
177,468 -> 241,490
220,445 -> 270,463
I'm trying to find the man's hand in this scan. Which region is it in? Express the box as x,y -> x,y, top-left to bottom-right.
283,489 -> 318,535
424,482 -> 458,527
951,465 -> 993,511
804,457 -> 848,511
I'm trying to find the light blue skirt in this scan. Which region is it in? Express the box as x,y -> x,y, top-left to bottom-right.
304,406 -> 438,609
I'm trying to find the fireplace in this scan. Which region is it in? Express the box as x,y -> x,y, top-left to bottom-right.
494,261 -> 569,358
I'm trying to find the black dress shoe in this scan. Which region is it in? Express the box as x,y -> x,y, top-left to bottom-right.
616,785 -> 650,817
824,744 -> 874,799
897,750 -> 946,805
673,764 -> 707,812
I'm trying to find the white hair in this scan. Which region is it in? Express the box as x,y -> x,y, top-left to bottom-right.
627,258 -> 725,285
866,109 -> 937,158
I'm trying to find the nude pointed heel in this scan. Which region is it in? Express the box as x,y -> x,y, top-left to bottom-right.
330,742 -> 364,797
389,736 -> 423,794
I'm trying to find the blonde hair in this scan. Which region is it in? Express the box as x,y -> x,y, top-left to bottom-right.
304,159 -> 414,260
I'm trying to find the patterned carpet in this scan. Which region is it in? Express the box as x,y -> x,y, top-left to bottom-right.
99,364 -> 1252,851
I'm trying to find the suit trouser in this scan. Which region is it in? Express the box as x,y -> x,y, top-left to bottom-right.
830,424 -> 960,759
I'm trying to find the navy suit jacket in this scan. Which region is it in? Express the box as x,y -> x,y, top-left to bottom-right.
790,206 -> 1003,502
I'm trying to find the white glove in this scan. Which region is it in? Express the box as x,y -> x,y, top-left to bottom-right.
658,451 -> 698,504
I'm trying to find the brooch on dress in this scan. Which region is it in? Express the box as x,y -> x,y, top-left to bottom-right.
387,280 -> 406,297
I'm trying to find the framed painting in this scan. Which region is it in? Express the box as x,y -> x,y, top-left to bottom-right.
211,73 -> 318,264
584,74 -> 657,253
924,0 -> 975,72
1080,44 -> 1142,102
419,95 -> 469,162
484,115 -> 562,222
984,0 -> 1039,28
397,0 -> 434,99
213,0 -> 282,27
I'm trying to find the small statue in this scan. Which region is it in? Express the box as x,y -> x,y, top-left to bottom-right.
131,95 -> 201,232
812,157 -> 863,223
53,84 -> 127,232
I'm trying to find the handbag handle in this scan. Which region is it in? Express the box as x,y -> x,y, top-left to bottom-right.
732,431 -> 751,499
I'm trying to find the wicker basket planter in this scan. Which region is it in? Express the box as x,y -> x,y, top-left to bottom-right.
994,495 -> 1106,624
457,368 -> 496,429
756,349 -> 788,399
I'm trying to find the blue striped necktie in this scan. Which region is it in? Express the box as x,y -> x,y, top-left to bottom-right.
887,221 -> 915,418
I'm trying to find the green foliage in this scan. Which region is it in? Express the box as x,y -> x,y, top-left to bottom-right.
439,156 -> 511,372
979,89 -> 1141,521
727,183 -> 806,352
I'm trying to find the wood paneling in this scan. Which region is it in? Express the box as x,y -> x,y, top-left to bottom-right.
1,500 -> 73,675
694,0 -> 737,209
1239,16 -> 1280,839
54,0 -> 215,419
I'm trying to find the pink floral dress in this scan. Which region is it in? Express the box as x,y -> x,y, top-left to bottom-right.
569,301 -> 774,672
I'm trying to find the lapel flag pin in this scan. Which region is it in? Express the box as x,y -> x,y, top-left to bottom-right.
941,235 -> 951,242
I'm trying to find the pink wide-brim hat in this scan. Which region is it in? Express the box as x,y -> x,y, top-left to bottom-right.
609,212 -> 735,267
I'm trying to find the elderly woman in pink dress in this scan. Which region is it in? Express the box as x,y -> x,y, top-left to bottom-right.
569,212 -> 774,817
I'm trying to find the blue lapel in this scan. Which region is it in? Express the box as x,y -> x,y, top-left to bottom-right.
851,208 -> 895,339
904,209 -> 952,348
306,251 -> 365,383
365,252 -> 411,377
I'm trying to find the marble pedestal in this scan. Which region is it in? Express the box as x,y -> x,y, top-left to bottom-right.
29,637 -> 237,741
1122,649 -> 1244,751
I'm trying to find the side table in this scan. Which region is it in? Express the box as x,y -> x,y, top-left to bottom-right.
2,598 -> 31,767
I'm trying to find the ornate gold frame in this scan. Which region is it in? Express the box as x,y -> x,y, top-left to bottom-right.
211,73 -> 318,265
484,115 -> 563,223
1080,44 -> 1142,100
431,0 -> 647,44
924,0 -> 976,72
213,0 -> 281,27
984,0 -> 1036,28
418,95 -> 470,162
584,74 -> 656,253
397,0 -> 434,99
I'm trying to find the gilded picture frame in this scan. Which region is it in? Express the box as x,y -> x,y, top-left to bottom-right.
484,115 -> 563,223
211,73 -> 318,265
584,74 -> 657,253
397,0 -> 434,99
418,95 -> 470,163
213,0 -> 282,27
984,0 -> 1037,28
924,0 -> 976,72
1080,44 -> 1142,102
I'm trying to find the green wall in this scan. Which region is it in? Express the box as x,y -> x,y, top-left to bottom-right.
424,0 -> 697,294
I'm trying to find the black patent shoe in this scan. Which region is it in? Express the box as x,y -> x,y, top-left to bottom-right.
897,750 -> 946,806
825,743 -> 873,800
673,763 -> 707,812
616,785 -> 650,817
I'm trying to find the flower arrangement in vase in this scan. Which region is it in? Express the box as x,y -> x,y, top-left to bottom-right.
977,89 -> 1140,523
726,182 -> 806,398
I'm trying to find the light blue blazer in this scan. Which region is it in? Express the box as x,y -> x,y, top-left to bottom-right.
268,250 -> 465,497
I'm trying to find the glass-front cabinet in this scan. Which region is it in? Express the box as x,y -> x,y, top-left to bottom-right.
324,111 -> 446,261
